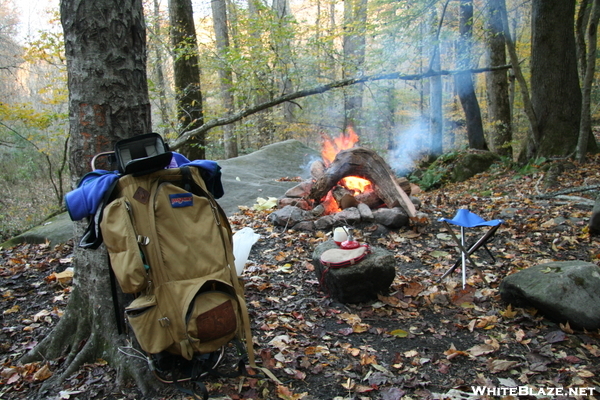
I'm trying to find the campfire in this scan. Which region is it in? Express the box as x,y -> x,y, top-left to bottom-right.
270,129 -> 421,232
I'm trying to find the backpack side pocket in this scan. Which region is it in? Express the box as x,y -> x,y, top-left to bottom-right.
126,295 -> 174,354
100,197 -> 149,293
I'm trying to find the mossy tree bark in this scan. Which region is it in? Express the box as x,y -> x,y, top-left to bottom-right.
21,0 -> 158,396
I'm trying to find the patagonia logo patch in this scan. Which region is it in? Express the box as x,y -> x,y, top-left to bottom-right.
169,193 -> 193,208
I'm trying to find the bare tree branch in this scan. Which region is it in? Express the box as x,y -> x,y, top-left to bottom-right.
169,65 -> 512,150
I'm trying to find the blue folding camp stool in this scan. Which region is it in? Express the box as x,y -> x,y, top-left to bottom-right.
438,209 -> 504,288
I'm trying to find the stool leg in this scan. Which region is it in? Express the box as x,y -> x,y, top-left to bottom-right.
461,227 -> 466,289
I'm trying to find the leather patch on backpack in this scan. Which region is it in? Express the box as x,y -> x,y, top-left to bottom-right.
133,186 -> 150,204
196,300 -> 237,342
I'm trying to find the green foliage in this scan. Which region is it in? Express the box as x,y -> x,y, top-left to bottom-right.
516,156 -> 548,177
408,151 -> 459,191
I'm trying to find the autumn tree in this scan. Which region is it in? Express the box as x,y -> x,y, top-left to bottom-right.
529,0 -> 581,157
455,0 -> 486,150
211,0 -> 238,158
169,0 -> 205,160
485,0 -> 512,157
21,0 -> 156,395
342,0 -> 368,134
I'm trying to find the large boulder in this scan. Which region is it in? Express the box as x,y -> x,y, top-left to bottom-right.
312,240 -> 396,303
499,261 -> 600,330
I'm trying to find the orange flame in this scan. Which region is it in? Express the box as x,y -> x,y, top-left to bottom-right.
342,176 -> 372,194
320,127 -> 360,166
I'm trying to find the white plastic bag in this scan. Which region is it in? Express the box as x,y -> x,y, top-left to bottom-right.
232,227 -> 260,275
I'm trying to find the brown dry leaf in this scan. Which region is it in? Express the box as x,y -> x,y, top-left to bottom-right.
276,385 -> 307,400
352,323 -> 370,333
404,281 -> 424,297
475,315 -> 498,329
360,353 -> 377,366
355,384 -> 375,393
377,294 -> 410,309
32,363 -> 52,381
450,286 -> 476,306
338,312 -> 362,325
444,344 -> 469,360
467,344 -> 497,357
55,269 -> 74,285
577,369 -> 594,378
559,321 -> 574,334
515,329 -> 526,343
582,344 -> 600,357
486,359 -> 519,373
404,350 -> 419,358
33,309 -> 51,322
347,348 -> 361,357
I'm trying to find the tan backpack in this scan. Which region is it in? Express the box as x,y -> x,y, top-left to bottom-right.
98,163 -> 270,399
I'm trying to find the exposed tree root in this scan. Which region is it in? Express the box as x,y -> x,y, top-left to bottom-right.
20,247 -> 161,398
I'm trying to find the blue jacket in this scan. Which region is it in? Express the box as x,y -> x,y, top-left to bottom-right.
65,154 -> 223,221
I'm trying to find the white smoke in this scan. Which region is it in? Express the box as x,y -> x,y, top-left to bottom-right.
387,118 -> 430,177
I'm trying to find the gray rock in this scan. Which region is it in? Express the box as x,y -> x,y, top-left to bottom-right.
269,205 -> 312,227
312,240 -> 396,303
333,207 -> 361,226
1,213 -> 74,248
372,207 -> 409,229
357,202 -> 374,222
499,261 -> 600,330
314,215 -> 335,231
218,140 -> 320,216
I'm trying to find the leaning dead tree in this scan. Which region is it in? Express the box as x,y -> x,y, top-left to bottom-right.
308,147 -> 417,218
168,65 -> 512,151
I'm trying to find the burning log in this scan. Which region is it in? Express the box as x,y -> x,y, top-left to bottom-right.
308,147 -> 417,218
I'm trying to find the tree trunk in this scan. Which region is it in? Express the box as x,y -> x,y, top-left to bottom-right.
485,0 -> 512,157
248,0 -> 274,149
272,0 -> 296,126
497,0 -> 539,161
169,0 -> 205,160
577,0 -> 600,161
455,0 -> 487,150
531,0 -> 581,157
211,0 -> 238,158
429,8 -> 443,158
151,0 -> 172,138
342,0 -> 368,134
23,0 -> 156,396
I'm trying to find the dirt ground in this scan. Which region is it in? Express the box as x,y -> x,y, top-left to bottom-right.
1,155 -> 600,400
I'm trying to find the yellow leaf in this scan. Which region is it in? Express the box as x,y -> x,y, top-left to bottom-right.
389,329 -> 409,338
578,369 -> 594,378
3,305 -> 20,315
341,378 -> 355,390
500,304 -> 518,319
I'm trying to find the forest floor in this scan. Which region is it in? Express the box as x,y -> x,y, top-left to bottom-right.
1,155 -> 600,400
